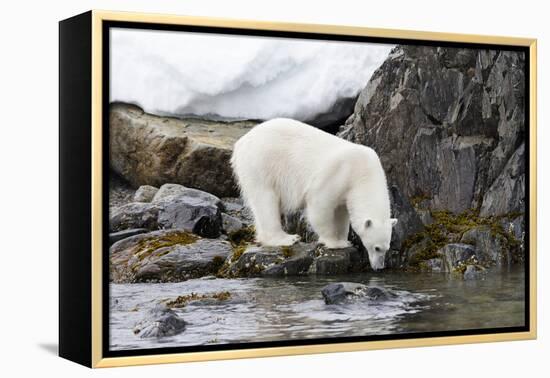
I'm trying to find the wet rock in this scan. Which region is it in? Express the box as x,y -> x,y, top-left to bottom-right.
309,246 -> 365,274
110,230 -> 232,283
321,283 -> 395,304
109,228 -> 149,246
110,103 -> 257,197
460,226 -> 510,266
133,305 -> 186,338
463,264 -> 486,280
439,243 -> 476,272
133,185 -> 158,202
227,243 -> 316,277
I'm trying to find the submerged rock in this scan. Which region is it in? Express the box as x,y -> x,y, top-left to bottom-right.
110,103 -> 257,197
110,229 -> 232,283
133,305 -> 186,338
321,283 -> 395,304
463,264 -> 486,280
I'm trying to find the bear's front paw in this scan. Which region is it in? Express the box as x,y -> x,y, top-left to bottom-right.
320,239 -> 352,249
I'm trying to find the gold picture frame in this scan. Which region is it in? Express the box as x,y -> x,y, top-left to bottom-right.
59,9 -> 537,368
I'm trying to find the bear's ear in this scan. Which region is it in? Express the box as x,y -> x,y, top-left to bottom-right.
365,219 -> 372,228
390,218 -> 398,227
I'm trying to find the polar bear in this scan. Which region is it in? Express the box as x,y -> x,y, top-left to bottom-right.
231,118 -> 397,270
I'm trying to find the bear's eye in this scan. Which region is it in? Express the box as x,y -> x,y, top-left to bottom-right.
375,246 -> 381,252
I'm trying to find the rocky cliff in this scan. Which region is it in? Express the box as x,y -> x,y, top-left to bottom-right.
339,45 -> 525,216
338,45 -> 526,269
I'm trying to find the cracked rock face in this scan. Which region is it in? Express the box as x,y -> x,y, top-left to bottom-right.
339,45 -> 525,216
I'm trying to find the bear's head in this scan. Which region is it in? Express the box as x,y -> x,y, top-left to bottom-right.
356,218 -> 398,270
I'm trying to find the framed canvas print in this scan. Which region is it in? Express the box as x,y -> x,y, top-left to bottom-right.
59,10 -> 537,368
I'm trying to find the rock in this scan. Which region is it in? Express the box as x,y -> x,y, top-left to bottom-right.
110,103 -> 257,197
304,95 -> 357,133
480,143 -> 525,216
463,264 -> 486,280
156,195 -> 222,238
110,230 -> 232,283
321,283 -> 395,304
389,185 -> 424,250
460,226 -> 510,266
226,243 -> 316,277
133,185 -> 158,202
109,202 -> 161,232
109,228 -> 149,246
309,245 -> 365,274
221,197 -> 254,225
152,183 -> 222,208
423,258 -> 443,272
439,243 -> 476,272
339,46 -> 525,215
133,305 -> 186,338
109,186 -> 224,238
221,213 -> 246,234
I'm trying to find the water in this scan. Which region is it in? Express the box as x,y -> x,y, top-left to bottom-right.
109,267 -> 525,351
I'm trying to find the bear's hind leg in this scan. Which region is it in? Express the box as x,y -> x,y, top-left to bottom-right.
248,188 -> 300,247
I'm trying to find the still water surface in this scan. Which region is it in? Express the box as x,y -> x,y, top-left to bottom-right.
109,267 -> 525,350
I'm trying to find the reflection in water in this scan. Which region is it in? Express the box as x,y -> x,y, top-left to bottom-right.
109,267 -> 525,351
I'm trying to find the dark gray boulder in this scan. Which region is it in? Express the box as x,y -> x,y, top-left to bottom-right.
156,196 -> 222,238
321,283 -> 395,304
133,305 -> 186,338
110,229 -> 232,283
109,185 -> 224,238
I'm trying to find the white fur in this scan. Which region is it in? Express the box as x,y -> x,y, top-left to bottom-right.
231,118 -> 396,270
